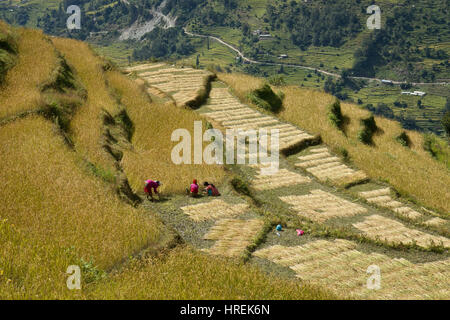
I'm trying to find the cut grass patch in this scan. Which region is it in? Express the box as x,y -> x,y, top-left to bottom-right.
181,199 -> 249,222
203,218 -> 264,258
353,215 -> 450,249
280,189 -> 368,223
254,239 -> 450,299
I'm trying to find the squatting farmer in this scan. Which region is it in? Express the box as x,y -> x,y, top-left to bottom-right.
144,179 -> 161,202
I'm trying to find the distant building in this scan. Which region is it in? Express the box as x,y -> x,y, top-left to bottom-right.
259,34 -> 272,40
278,54 -> 288,59
413,91 -> 426,97
381,79 -> 393,85
401,91 -> 426,97
252,29 -> 262,36
253,28 -> 272,39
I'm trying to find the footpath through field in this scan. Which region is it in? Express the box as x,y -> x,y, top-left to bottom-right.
130,63 -> 450,299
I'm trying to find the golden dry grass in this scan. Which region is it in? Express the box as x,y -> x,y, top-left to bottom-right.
0,28 -> 58,119
359,188 -> 423,220
52,38 -> 117,173
353,215 -> 450,248
0,20 -> 10,35
0,117 -> 162,272
0,217 -> 84,299
219,73 -> 450,214
296,148 -> 368,186
0,25 -> 338,300
106,71 -> 225,194
254,240 -> 450,299
203,219 -> 264,257
86,246 -> 336,299
219,73 -> 264,99
280,190 -> 367,222
252,168 -> 311,190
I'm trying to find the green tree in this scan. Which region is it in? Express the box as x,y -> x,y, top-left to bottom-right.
443,111 -> 450,137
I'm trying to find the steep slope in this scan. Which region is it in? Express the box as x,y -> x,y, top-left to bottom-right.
0,22 -> 336,300
130,62 -> 449,299
0,27 -> 59,119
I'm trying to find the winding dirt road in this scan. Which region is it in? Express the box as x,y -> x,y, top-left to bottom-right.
184,29 -> 449,86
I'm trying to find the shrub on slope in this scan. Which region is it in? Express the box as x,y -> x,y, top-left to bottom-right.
0,20 -> 17,85
248,83 -> 283,113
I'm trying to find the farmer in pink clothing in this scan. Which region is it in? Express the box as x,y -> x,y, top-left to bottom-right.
144,179 -> 161,202
203,182 -> 220,196
187,179 -> 199,197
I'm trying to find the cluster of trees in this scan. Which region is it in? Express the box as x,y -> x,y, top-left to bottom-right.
351,4 -> 450,81
324,77 -> 344,97
265,1 -> 361,50
365,103 -> 421,131
29,0 -> 137,40
132,27 -> 195,60
180,0 -> 240,28
0,1 -> 30,26
352,29 -> 389,77
443,98 -> 450,137
421,47 -> 448,60
324,73 -> 365,101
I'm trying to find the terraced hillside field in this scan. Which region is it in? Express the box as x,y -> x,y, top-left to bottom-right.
220,73 -> 450,214
1,21 -> 449,300
131,63 -> 449,300
125,63 -> 215,108
0,24 -> 337,300
295,147 -> 368,187
0,28 -> 59,120
203,87 -> 319,153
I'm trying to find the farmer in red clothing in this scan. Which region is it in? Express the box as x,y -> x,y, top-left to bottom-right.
144,179 -> 161,202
